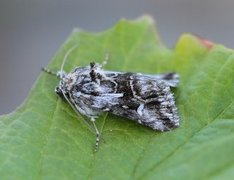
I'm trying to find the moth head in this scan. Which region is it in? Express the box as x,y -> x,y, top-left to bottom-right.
55,71 -> 76,99
56,71 -> 66,79
55,86 -> 64,98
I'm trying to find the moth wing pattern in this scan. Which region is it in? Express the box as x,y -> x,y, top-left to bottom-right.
50,60 -> 180,150
101,72 -> 180,131
146,72 -> 179,87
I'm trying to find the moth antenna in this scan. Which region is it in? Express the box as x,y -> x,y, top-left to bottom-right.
42,67 -> 57,76
42,44 -> 78,78
60,44 -> 78,73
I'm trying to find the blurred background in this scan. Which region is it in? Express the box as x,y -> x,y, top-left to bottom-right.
0,0 -> 234,114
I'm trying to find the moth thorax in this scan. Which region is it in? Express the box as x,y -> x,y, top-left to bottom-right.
64,73 -> 77,91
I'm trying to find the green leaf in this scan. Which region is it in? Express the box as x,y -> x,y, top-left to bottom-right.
0,16 -> 233,179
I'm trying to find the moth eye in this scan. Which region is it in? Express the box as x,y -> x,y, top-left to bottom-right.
55,86 -> 64,98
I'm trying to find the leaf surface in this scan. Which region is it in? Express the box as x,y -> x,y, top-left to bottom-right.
0,16 -> 233,180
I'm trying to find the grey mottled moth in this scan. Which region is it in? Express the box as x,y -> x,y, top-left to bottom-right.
43,45 -> 180,151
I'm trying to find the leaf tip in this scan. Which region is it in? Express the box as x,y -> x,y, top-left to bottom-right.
195,36 -> 214,50
175,33 -> 213,57
136,15 -> 155,24
118,15 -> 155,26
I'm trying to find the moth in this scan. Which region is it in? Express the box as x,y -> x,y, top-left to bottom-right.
43,45 -> 180,151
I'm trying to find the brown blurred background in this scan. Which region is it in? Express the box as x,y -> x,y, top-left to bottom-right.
0,0 -> 233,114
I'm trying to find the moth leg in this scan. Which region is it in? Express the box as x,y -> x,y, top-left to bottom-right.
90,117 -> 100,152
101,52 -> 109,67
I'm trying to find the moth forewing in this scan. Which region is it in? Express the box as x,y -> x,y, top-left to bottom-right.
100,72 -> 180,131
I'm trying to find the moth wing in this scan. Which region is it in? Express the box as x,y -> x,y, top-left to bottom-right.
90,93 -> 124,110
109,73 -> 179,131
145,72 -> 179,87
105,70 -> 179,87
